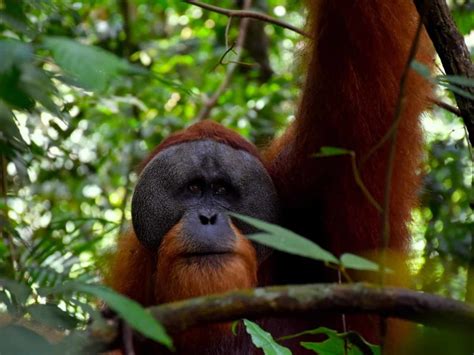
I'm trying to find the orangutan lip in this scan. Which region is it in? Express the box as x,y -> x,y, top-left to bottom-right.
183,251 -> 233,258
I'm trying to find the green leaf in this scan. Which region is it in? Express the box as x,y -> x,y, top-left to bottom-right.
27,304 -> 78,330
438,75 -> 474,88
43,36 -> 138,92
232,214 -> 338,264
314,146 -> 352,158
439,82 -> 474,100
0,39 -> 33,73
46,283 -> 173,349
453,8 -> 474,35
231,320 -> 240,336
243,319 -> 292,355
0,279 -> 31,305
410,60 -> 432,80
0,102 -> 25,144
0,325 -> 54,355
299,327 -> 352,354
77,284 -> 173,349
283,327 -> 379,355
343,331 -> 381,355
339,253 -> 380,272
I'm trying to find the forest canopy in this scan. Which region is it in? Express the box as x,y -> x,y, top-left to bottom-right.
0,0 -> 473,354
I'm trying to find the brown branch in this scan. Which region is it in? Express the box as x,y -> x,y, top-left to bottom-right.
194,0 -> 253,121
0,154 -> 17,273
88,284 -> 474,354
123,324 -> 135,355
413,0 -> 474,145
430,97 -> 462,117
94,283 -> 474,346
118,0 -> 134,57
185,0 -> 310,38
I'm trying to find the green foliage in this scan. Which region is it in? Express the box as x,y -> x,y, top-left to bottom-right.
243,319 -> 291,355
452,2 -> 474,35
299,327 -> 379,355
234,213 -> 338,264
0,0 -> 472,352
233,214 -> 386,273
51,282 -> 173,349
43,36 -> 142,92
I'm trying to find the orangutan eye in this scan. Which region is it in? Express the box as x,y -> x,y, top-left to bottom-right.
188,182 -> 202,195
212,183 -> 228,196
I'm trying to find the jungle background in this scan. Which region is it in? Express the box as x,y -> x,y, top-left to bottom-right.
0,0 -> 473,354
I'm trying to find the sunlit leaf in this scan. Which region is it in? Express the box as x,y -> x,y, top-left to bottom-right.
69,283 -> 172,349
43,36 -> 142,92
340,253 -> 381,272
244,319 -> 291,355
0,278 -> 31,305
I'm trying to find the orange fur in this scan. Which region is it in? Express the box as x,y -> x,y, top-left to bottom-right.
155,223 -> 257,303
104,230 -> 156,306
263,1 -> 433,344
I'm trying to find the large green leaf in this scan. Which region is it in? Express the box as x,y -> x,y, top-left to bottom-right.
43,282 -> 173,349
244,319 -> 292,355
43,36 -> 140,92
232,214 -> 338,264
340,253 -> 381,272
0,325 -> 54,355
74,284 -> 173,350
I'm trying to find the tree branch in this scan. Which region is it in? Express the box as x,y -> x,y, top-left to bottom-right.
94,283 -> 474,348
412,0 -> 474,305
194,0 -> 252,120
413,0 -> 474,143
185,0 -> 310,38
430,97 -> 462,117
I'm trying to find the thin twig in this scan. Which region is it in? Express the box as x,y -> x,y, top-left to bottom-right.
315,152 -> 382,213
464,125 -> 474,303
349,152 -> 382,213
195,0 -> 253,121
0,154 -> 17,274
379,7 -> 426,284
185,0 -> 310,38
122,323 -> 136,355
377,8 -> 426,351
430,97 -> 462,117
118,0 -> 133,57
